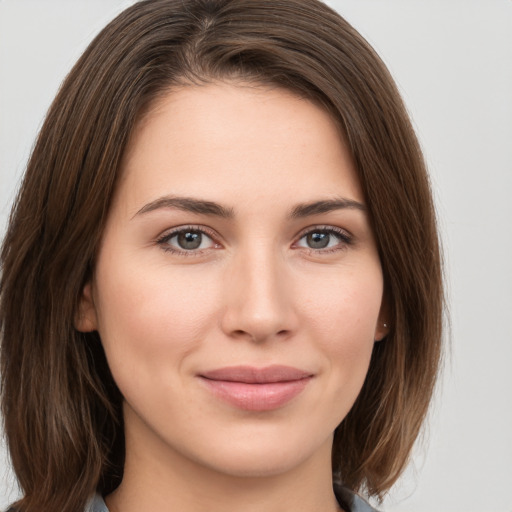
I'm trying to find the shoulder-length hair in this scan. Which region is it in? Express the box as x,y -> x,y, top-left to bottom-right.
0,1 -> 443,510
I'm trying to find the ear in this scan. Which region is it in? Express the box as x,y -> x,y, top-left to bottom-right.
74,282 -> 98,332
374,300 -> 390,342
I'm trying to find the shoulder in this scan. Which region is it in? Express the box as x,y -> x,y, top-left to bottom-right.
9,489 -> 377,512
84,493 -> 110,512
4,494 -> 109,512
334,483 -> 381,512
81,488 -> 379,512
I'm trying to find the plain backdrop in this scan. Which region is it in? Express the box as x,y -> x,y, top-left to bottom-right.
1,1 -> 511,511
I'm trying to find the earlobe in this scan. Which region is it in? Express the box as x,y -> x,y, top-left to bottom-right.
374,300 -> 390,342
74,282 -> 98,332
374,320 -> 389,342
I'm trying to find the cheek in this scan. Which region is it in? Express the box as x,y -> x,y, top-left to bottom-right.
299,265 -> 382,383
301,265 -> 383,340
92,254 -> 221,378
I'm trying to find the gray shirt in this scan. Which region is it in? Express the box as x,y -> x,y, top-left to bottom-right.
84,485 -> 380,512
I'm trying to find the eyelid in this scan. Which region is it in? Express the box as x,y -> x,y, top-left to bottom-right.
295,224 -> 353,239
156,225 -> 222,255
155,223 -> 353,256
293,225 -> 354,252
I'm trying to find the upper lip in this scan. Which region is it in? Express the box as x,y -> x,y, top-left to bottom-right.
199,365 -> 313,384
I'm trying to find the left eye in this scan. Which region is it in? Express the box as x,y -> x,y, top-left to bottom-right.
296,229 -> 349,250
159,229 -> 216,252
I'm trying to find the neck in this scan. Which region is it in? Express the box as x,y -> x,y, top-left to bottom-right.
106,414 -> 340,512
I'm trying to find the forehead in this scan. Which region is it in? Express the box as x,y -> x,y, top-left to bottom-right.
116,81 -> 363,215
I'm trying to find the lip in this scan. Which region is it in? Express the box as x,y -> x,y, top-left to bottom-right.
198,365 -> 313,411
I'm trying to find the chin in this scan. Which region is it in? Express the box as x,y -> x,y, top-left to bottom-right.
203,453 -> 311,479
188,429 -> 334,480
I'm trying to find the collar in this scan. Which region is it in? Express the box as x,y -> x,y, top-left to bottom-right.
85,484 -> 380,512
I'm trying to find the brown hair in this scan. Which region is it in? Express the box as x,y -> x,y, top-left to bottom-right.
0,0 -> 443,510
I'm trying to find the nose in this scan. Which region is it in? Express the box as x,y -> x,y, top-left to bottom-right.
220,247 -> 298,343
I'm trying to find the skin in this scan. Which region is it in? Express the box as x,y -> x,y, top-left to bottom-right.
77,82 -> 388,512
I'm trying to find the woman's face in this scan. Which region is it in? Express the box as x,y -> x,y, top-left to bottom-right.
77,82 -> 387,479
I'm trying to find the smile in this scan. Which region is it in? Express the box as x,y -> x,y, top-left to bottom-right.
198,365 -> 313,411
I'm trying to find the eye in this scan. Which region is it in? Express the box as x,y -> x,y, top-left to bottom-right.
295,227 -> 352,251
157,227 -> 219,254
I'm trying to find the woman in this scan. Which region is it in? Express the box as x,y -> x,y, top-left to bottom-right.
0,1 -> 443,511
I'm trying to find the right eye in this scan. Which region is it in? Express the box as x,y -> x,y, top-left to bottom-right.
157,227 -> 219,254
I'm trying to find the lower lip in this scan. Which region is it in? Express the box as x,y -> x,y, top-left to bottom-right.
200,377 -> 311,411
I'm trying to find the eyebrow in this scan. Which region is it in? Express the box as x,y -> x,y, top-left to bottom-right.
135,196 -> 235,218
289,198 -> 366,218
134,195 -> 366,219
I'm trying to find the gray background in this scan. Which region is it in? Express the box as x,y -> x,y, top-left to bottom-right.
1,1 -> 511,510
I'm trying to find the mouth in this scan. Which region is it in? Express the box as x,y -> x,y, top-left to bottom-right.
198,365 -> 313,411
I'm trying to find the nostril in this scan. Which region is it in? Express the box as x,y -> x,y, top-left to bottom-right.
228,328 -> 291,343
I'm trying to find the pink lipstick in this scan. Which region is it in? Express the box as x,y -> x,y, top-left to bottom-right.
199,365 -> 313,411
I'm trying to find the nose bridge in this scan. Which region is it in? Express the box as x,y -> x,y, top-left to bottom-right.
221,241 -> 295,342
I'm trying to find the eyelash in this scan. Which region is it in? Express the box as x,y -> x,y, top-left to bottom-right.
156,225 -> 220,257
156,225 -> 353,256
294,225 -> 353,255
